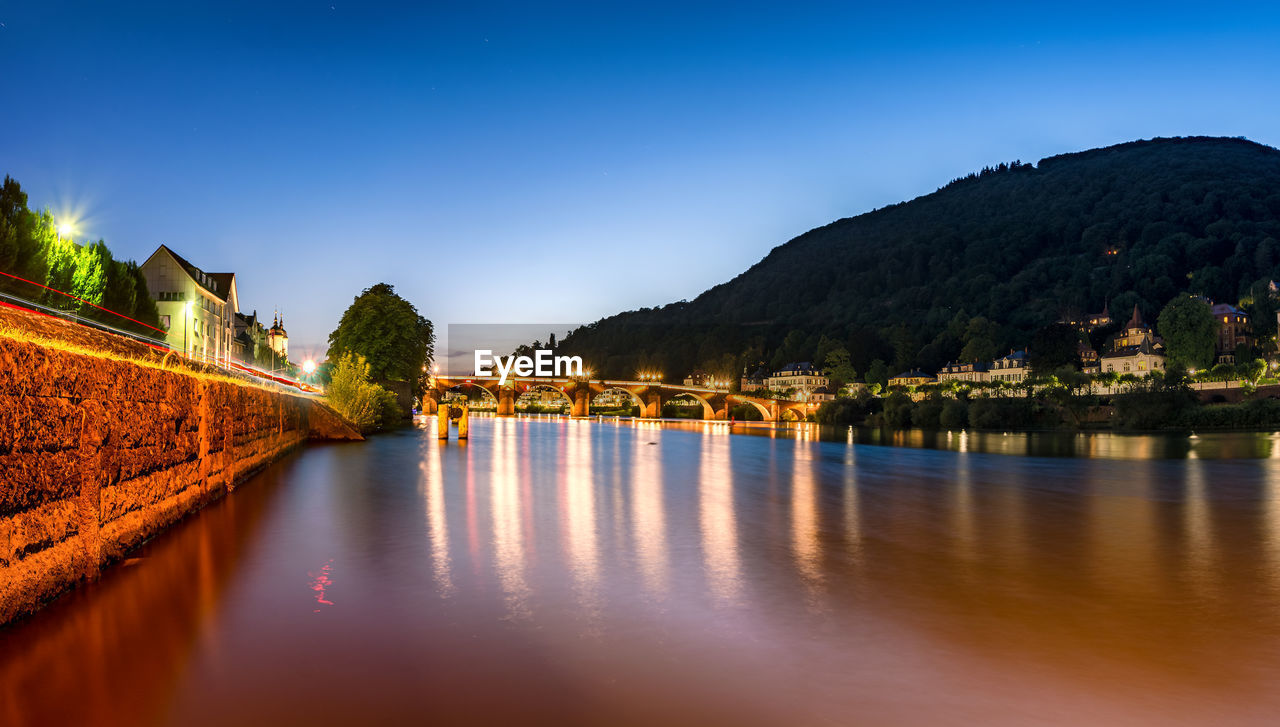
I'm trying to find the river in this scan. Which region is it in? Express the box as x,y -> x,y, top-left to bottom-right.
3,417 -> 1280,726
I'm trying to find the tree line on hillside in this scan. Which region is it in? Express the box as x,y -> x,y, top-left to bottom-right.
552,137 -> 1280,384
0,175 -> 159,335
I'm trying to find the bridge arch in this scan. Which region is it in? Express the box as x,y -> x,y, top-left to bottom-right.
520,383 -> 574,411
779,404 -> 810,422
590,386 -> 643,413
664,391 -> 716,420
728,396 -> 771,421
445,382 -> 498,405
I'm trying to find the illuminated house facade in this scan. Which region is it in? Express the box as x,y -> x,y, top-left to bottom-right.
1210,302 -> 1251,362
988,350 -> 1029,383
140,245 -> 237,365
765,362 -> 829,396
888,370 -> 935,387
937,361 -> 989,383
740,365 -> 768,392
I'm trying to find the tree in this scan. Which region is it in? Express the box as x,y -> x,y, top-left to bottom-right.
1211,362 -> 1236,383
327,283 -> 435,383
1030,322 -> 1079,373
70,241 -> 110,313
43,224 -> 78,303
326,352 -> 398,434
823,346 -> 858,393
1157,295 -> 1217,370
865,359 -> 890,390
0,176 -> 47,290
1243,358 -> 1268,384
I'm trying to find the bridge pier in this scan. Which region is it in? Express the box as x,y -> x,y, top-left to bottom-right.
424,389 -> 439,415
497,386 -> 515,416
641,390 -> 662,419
572,389 -> 591,417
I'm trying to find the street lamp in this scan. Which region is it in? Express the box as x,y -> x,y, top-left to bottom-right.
302,359 -> 317,376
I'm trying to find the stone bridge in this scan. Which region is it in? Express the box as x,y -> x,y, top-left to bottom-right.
427,375 -> 816,422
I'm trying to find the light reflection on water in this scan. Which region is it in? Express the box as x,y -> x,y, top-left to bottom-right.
2,418 -> 1280,725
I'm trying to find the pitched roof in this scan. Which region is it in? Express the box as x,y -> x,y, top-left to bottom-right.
892,370 -> 933,379
155,244 -> 228,302
1102,338 -> 1164,357
208,272 -> 235,298
1125,304 -> 1144,330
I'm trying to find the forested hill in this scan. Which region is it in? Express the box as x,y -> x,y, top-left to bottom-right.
557,136 -> 1280,379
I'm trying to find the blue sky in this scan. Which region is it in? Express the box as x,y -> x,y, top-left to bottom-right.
2,1 -> 1279,355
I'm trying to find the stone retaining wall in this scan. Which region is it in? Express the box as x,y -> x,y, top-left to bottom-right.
0,335 -> 360,626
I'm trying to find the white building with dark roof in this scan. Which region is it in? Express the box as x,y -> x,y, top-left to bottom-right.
988,350 -> 1030,383
139,245 -> 237,364
1099,305 -> 1165,376
765,362 -> 829,397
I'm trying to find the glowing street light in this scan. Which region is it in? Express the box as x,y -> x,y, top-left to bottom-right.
302,359 -> 317,375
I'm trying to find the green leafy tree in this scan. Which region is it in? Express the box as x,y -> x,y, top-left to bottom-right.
327,283 -> 435,383
865,359 -> 890,390
326,352 -> 395,433
43,225 -> 78,303
1157,295 -> 1217,370
0,176 -> 48,290
1211,362 -> 1235,382
1243,358 -> 1268,384
70,241 -> 110,313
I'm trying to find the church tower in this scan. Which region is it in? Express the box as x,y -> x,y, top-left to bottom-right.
267,311 -> 289,362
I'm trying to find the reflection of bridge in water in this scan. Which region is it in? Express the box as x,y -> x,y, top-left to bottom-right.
429,376 -> 816,421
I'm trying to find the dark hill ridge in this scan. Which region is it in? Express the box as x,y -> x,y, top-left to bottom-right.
558,137 -> 1280,378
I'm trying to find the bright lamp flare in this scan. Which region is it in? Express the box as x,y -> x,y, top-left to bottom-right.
302,360 -> 317,375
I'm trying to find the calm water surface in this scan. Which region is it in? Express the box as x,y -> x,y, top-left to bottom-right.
4,418 -> 1280,726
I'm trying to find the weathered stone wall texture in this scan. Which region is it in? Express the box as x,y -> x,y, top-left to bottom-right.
0,336 -> 360,626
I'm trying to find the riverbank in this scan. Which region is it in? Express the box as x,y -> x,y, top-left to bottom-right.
815,382 -> 1280,433
0,305 -> 362,627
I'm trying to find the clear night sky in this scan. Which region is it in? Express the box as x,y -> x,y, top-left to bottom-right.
2,2 -> 1279,356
